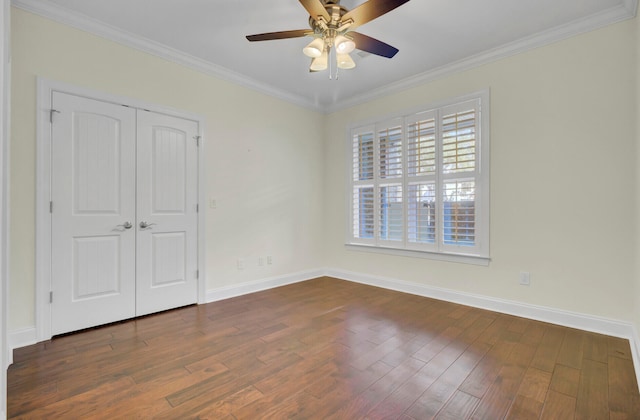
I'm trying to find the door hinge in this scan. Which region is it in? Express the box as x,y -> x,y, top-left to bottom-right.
49,291 -> 53,303
194,135 -> 201,147
50,109 -> 60,124
49,201 -> 53,213
196,270 -> 199,279
196,203 -> 199,213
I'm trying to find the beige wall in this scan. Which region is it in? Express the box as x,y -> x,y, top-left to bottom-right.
9,7 -> 640,333
9,8 -> 325,329
324,19 -> 638,321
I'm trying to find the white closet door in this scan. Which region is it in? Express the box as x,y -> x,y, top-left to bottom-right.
135,110 -> 199,316
51,92 -> 137,335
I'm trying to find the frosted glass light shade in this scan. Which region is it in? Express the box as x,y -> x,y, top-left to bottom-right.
303,38 -> 325,58
310,49 -> 328,71
334,35 -> 355,54
337,53 -> 356,69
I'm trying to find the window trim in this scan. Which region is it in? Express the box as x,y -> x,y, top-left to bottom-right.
345,89 -> 490,264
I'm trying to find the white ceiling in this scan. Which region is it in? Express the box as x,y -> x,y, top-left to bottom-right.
13,0 -> 637,112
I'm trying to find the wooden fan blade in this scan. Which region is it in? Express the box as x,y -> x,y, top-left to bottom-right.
299,0 -> 330,22
246,29 -> 310,42
342,0 -> 410,30
349,32 -> 399,58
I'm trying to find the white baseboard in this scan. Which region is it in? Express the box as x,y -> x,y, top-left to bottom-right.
631,325 -> 640,393
206,269 -> 325,303
7,327 -> 37,363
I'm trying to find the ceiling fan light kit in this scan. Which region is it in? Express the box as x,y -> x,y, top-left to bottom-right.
310,49 -> 329,71
334,34 -> 356,54
336,52 -> 356,69
246,0 -> 410,77
303,37 -> 325,58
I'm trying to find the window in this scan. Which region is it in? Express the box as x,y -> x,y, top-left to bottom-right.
348,91 -> 490,263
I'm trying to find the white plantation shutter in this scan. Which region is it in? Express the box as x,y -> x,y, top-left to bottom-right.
351,127 -> 375,243
348,92 -> 489,261
407,115 -> 436,177
440,100 -> 480,252
378,123 -> 403,244
407,112 -> 437,250
442,108 -> 476,174
442,180 -> 476,246
407,182 -> 436,245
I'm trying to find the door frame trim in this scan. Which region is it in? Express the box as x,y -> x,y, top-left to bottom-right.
35,78 -> 207,341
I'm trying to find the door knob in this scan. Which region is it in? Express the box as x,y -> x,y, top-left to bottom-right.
117,221 -> 133,230
139,221 -> 156,229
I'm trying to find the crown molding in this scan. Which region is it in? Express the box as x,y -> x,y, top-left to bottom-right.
325,0 -> 638,113
11,0 -> 321,111
11,0 -> 638,114
624,0 -> 638,15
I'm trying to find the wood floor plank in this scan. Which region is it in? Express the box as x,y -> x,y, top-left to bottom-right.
457,340 -> 514,398
405,341 -> 491,418
549,363 -> 581,397
583,331 -> 609,363
469,364 -> 527,419
557,329 -> 586,370
11,376 -> 137,419
609,335 -> 634,360
504,367 -> 552,419
540,389 -> 576,419
8,277 -> 640,419
530,325 -> 565,372
576,358 -> 609,419
516,367 -> 553,403
95,366 -> 219,419
191,385 -> 264,419
413,326 -> 464,363
379,333 -> 435,368
608,355 -> 640,417
434,390 -> 480,420
366,336 -> 469,418
350,330 -> 416,371
327,355 -> 425,419
469,341 -> 536,419
306,360 -> 394,418
505,395 -> 543,419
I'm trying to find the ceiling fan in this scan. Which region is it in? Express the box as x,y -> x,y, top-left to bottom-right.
246,0 -> 410,73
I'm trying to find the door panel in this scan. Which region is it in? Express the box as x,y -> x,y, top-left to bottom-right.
73,235 -> 121,299
151,232 -> 186,286
51,92 -> 137,335
136,111 -> 198,316
73,113 -> 121,214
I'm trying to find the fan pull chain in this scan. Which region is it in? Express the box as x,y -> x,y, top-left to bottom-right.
329,46 -> 333,80
329,47 -> 340,80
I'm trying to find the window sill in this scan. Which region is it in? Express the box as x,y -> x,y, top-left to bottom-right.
345,243 -> 490,266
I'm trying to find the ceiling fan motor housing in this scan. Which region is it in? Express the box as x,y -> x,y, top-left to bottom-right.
246,0 -> 408,61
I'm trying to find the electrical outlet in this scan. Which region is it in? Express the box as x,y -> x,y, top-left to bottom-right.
519,271 -> 530,286
209,198 -> 217,209
266,256 -> 273,265
258,257 -> 264,266
237,258 -> 245,270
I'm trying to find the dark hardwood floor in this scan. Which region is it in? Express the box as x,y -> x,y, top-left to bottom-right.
8,277 -> 640,419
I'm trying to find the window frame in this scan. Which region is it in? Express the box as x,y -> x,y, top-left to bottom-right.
345,90 -> 490,266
